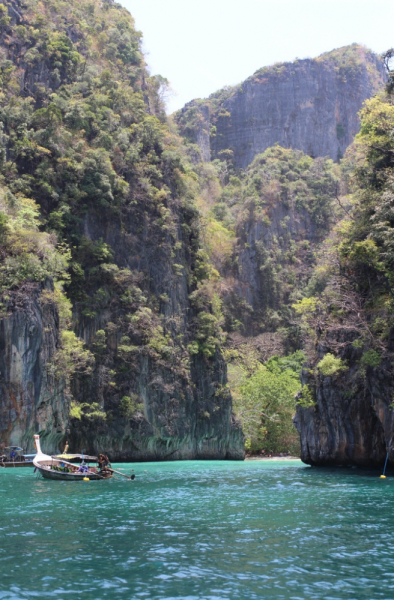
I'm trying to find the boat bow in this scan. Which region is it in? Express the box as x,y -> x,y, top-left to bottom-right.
33,434 -> 52,467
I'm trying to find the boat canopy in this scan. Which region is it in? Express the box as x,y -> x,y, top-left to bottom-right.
55,453 -> 98,461
5,446 -> 23,451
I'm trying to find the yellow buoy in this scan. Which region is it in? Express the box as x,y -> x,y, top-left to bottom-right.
380,475 -> 387,479
83,477 -> 89,481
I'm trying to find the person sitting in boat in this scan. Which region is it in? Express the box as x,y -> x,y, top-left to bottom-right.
98,454 -> 110,472
10,449 -> 16,460
77,463 -> 89,473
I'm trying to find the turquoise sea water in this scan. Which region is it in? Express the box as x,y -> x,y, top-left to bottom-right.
1,459 -> 394,600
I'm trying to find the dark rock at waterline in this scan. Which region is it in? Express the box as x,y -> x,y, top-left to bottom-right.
294,340 -> 394,468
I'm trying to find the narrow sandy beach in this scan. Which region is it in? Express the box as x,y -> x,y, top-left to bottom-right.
245,456 -> 301,461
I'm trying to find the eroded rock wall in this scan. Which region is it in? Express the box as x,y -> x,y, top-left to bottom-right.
235,194 -> 322,334
177,45 -> 385,169
294,339 -> 394,468
0,283 -> 67,453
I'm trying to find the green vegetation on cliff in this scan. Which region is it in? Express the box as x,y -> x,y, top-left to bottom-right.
191,146 -> 339,339
293,81 -> 394,406
179,143 -> 341,454
225,147 -> 338,338
175,46 -> 387,456
0,0 -> 244,458
0,0 -> 222,361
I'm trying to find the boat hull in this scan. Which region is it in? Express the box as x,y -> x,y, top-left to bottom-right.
0,461 -> 34,468
36,465 -> 112,481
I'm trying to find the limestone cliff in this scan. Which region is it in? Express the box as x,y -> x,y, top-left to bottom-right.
67,207 -> 244,461
293,85 -> 394,467
0,283 -> 68,451
0,0 -> 244,459
294,325 -> 394,468
176,45 -> 385,169
174,46 -> 389,462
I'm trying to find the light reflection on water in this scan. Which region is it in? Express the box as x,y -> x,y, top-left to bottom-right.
1,460 -> 394,599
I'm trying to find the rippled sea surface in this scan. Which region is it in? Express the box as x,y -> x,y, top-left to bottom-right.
1,460 -> 394,600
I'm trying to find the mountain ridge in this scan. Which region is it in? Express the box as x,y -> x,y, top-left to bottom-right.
175,44 -> 385,169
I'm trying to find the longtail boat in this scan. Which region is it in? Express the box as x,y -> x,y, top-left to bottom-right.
33,435 -> 112,481
0,447 -> 36,468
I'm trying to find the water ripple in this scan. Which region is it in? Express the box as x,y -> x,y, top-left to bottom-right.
1,461 -> 394,599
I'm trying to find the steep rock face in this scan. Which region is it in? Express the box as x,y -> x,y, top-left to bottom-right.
0,0 -> 244,459
215,147 -> 337,338
292,88 -> 394,469
0,283 -> 67,453
236,194 -> 323,331
176,45 -> 385,169
67,210 -> 244,461
70,348 -> 242,461
294,336 -> 394,467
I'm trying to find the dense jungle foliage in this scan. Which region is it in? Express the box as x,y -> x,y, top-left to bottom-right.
0,0 -> 227,435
